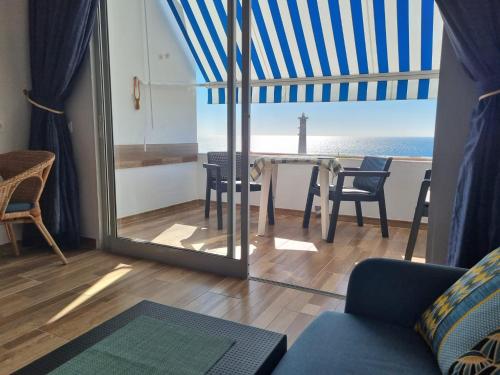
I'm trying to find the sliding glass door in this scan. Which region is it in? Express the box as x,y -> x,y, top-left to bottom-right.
94,0 -> 252,277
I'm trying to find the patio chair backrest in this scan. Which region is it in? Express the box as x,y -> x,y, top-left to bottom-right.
207,152 -> 242,180
353,156 -> 392,193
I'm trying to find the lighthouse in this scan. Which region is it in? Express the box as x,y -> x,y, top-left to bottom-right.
298,113 -> 308,154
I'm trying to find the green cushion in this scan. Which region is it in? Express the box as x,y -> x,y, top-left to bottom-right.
415,248 -> 500,373
49,315 -> 234,374
5,202 -> 33,213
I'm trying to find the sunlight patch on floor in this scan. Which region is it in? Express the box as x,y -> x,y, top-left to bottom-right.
410,256 -> 426,263
46,263 -> 132,324
152,224 -> 199,246
274,237 -> 318,252
205,244 -> 257,258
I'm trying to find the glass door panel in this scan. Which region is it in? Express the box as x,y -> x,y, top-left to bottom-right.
95,0 -> 249,277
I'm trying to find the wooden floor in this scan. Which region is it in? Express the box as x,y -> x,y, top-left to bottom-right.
118,201 -> 427,295
0,248 -> 345,373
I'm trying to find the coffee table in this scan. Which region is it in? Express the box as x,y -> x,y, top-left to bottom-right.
15,300 -> 287,375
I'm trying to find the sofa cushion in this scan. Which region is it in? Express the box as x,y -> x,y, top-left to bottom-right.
415,248 -> 500,373
272,312 -> 440,375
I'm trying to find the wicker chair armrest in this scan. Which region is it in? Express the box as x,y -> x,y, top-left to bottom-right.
0,178 -> 22,216
0,153 -> 50,179
0,168 -> 45,207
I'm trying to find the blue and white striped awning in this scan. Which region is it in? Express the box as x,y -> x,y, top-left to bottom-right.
167,0 -> 443,104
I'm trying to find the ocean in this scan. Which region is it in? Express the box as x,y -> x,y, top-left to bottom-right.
198,135 -> 434,158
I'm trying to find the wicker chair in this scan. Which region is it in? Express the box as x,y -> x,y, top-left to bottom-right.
0,151 -> 68,264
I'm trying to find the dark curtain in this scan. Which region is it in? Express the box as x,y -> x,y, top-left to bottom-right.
435,1 -> 500,267
25,0 -> 98,248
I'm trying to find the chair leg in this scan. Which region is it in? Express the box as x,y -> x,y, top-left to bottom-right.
4,223 -> 20,256
302,192 -> 314,229
327,199 -> 341,243
216,188 -> 223,230
267,185 -> 275,225
378,193 -> 389,238
405,207 -> 424,261
205,185 -> 211,218
355,201 -> 363,227
33,219 -> 68,265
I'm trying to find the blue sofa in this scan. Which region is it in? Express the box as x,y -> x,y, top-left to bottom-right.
273,258 -> 467,374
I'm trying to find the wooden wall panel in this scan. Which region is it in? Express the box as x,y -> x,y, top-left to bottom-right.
114,143 -> 198,169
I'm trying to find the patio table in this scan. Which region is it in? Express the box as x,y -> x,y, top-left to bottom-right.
251,155 -> 342,240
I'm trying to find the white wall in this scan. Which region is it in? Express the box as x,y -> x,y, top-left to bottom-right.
115,162 -> 199,218
107,0 -> 196,144
107,0 -> 199,218
0,0 -> 31,245
197,154 -> 432,223
0,1 -> 100,245
66,50 -> 101,241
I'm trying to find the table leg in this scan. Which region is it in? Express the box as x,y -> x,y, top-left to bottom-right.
258,166 -> 272,236
269,165 -> 278,224
319,166 -> 330,240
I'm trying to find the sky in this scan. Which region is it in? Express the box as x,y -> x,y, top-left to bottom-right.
196,85 -> 438,138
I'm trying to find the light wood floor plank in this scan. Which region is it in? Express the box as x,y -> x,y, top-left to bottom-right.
118,201 -> 427,294
0,249 -> 345,371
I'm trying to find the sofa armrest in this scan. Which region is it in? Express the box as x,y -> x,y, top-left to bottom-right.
344,258 -> 467,328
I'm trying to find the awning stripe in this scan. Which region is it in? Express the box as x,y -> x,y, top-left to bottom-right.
374,2 -> 390,102
212,0 -> 241,78
373,0 -> 388,74
338,1 -> 359,75
329,0 -> 350,75
309,2 -> 331,77
253,2 -> 280,80
196,1 -> 227,73
167,0 -> 210,82
167,0 -> 442,104
180,0 -> 223,81
396,0 -> 410,99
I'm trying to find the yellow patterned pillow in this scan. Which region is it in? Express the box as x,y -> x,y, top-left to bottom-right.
448,329 -> 499,375
415,248 -> 500,373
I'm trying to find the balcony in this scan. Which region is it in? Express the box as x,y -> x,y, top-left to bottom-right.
115,151 -> 429,294
107,0 -> 438,294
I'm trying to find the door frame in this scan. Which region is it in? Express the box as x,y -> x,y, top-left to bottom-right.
91,0 -> 249,278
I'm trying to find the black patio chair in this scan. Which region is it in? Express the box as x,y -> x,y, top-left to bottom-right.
303,156 -> 392,243
405,169 -> 431,261
203,152 -> 274,230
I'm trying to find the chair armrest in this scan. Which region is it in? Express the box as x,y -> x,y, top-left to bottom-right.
203,163 -> 220,170
339,170 -> 390,178
203,163 -> 222,180
334,171 -> 391,192
345,258 -> 466,328
420,179 -> 431,200
342,167 -> 361,171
